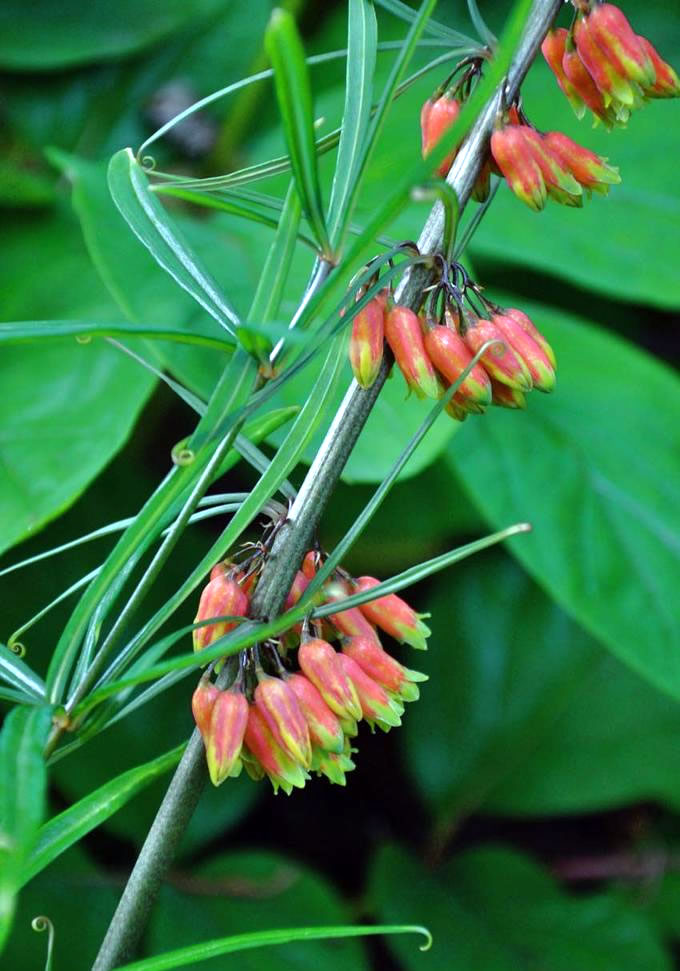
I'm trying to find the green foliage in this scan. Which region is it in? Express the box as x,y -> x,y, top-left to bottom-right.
371,844 -> 671,970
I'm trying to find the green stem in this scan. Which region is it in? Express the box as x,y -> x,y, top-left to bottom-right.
90,2 -> 561,966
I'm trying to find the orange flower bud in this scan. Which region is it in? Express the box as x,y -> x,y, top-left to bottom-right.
637,36 -> 680,97
573,14 -> 638,107
421,95 -> 461,176
342,636 -> 427,697
490,126 -> 547,211
543,131 -> 621,194
302,550 -> 319,580
325,580 -> 382,644
587,4 -> 656,87
243,704 -> 308,794
561,43 -> 616,125
205,688 -> 249,786
336,653 -> 403,730
254,675 -> 312,768
517,127 -> 583,207
384,305 -> 442,399
461,312 -> 533,391
490,380 -> 527,409
353,576 -> 431,651
193,572 -> 249,652
287,673 -> 345,754
541,28 -> 587,117
297,637 -> 362,721
349,294 -> 385,389
503,308 -> 557,370
191,679 -> 220,743
424,322 -> 492,410
490,313 -> 556,392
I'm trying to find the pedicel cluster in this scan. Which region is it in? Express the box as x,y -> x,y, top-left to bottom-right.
191,548 -> 429,793
349,258 -> 556,417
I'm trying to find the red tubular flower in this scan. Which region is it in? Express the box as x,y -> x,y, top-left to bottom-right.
490,313 -> 556,392
423,324 -> 491,411
205,688 -> 249,786
254,675 -> 312,768
302,550 -> 320,580
284,570 -> 310,611
384,305 -> 442,399
518,127 -> 583,207
191,679 -> 220,743
353,576 -> 431,651
543,132 -> 621,194
421,95 -> 461,176
325,580 -> 382,644
336,653 -> 403,730
504,308 -> 556,369
562,43 -> 616,124
461,312 -> 533,391
587,4 -> 655,88
349,294 -> 385,390
471,161 -> 491,203
243,704 -> 308,794
342,636 -> 428,698
490,126 -> 547,211
541,28 -> 587,117
637,36 -> 680,97
287,673 -> 345,754
297,637 -> 362,721
311,748 -> 356,785
193,572 -> 250,653
573,15 -> 638,107
490,380 -> 527,409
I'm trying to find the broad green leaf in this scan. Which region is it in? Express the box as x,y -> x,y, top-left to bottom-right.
21,744 -> 184,885
106,149 -> 241,335
0,342 -> 154,558
1,846 -> 120,970
404,552 -> 680,820
264,9 -> 330,255
148,850 -> 371,971
470,59 -> 680,308
371,844 -> 671,971
447,300 -> 680,699
0,705 -> 52,952
0,0 -> 228,69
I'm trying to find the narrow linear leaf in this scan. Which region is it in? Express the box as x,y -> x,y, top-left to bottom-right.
0,644 -> 46,700
0,320 -> 234,350
106,149 -> 241,334
21,744 -> 184,886
327,0 -> 378,247
264,9 -> 330,255
0,705 -> 52,951
112,924 -> 431,970
376,0 -> 476,44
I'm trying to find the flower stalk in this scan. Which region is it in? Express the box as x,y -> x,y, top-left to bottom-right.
90,2 -> 562,967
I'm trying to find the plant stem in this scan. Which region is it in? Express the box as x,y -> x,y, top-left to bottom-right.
91,3 -> 561,966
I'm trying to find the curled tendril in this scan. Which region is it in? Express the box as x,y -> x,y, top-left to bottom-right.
416,926 -> 433,951
171,440 -> 195,466
140,154 -> 157,171
31,916 -> 55,971
75,334 -> 92,345
8,639 -> 26,658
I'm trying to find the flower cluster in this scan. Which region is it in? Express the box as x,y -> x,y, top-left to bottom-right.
420,4 -> 678,213
191,550 -> 429,793
349,259 -> 555,417
542,4 -> 679,128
